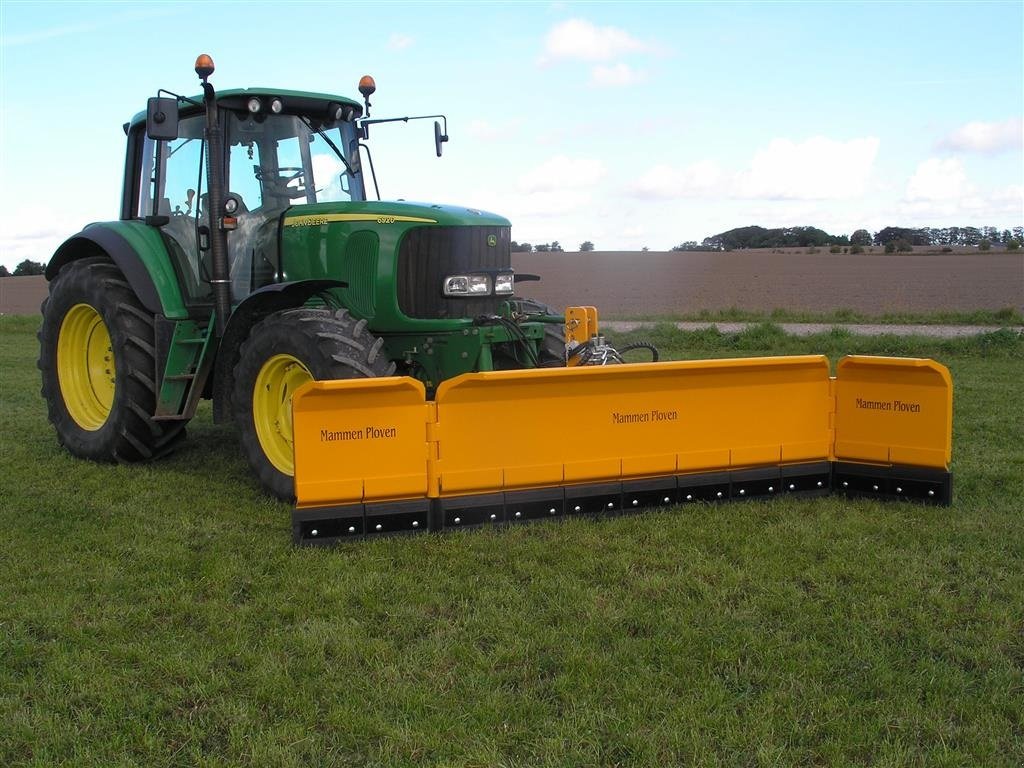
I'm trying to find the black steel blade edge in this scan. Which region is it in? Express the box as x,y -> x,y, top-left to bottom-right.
291,461 -> 952,546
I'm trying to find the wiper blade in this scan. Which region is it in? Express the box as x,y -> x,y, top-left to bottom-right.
300,116 -> 355,176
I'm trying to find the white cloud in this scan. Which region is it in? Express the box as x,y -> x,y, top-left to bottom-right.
517,155 -> 606,192
590,63 -> 645,87
937,118 -> 1023,154
0,208 -> 79,270
387,33 -> 414,51
737,136 -> 880,200
629,161 -> 724,199
539,18 -> 648,64
905,158 -> 972,201
899,160 -> 1022,225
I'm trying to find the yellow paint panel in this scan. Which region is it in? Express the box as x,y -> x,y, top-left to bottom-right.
438,467 -> 504,494
565,458 -> 621,483
834,439 -> 889,464
621,453 -> 678,478
890,445 -> 949,468
504,463 -> 564,487
677,449 -> 731,471
782,440 -> 832,463
834,356 -> 952,470
292,377 -> 430,507
297,477 -> 364,507
731,444 -> 782,467
364,473 -> 429,500
433,355 -> 832,495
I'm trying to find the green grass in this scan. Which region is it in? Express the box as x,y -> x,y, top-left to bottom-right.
2,315 -> 1022,767
606,306 -> 1024,326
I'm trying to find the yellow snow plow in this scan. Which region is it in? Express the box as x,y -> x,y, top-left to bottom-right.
290,311 -> 952,545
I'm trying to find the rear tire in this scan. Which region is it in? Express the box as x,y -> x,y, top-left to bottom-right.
233,308 -> 395,500
37,256 -> 186,462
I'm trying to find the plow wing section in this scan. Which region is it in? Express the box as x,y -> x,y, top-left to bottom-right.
292,355 -> 952,545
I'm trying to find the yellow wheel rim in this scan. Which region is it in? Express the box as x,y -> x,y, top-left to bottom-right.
57,303 -> 115,431
253,354 -> 312,475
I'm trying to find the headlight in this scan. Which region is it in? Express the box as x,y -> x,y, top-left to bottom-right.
443,275 -> 491,296
494,273 -> 515,295
247,97 -> 261,114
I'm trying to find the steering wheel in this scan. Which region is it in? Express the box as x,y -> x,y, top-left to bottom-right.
272,167 -> 307,198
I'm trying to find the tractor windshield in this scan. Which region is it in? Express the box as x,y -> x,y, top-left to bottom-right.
226,111 -> 364,210
222,111 -> 365,300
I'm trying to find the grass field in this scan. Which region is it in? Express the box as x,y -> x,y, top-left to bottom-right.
2,315 -> 1022,767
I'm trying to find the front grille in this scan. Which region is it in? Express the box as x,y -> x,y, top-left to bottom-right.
397,225 -> 511,319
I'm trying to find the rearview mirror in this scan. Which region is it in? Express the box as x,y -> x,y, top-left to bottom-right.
434,120 -> 448,157
146,97 -> 179,140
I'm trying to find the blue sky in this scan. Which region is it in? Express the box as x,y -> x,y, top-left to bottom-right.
1,1 -> 1022,269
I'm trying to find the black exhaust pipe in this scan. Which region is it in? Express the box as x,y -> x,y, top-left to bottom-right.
196,55 -> 231,339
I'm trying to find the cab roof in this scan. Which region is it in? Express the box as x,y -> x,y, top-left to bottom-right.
129,87 -> 363,129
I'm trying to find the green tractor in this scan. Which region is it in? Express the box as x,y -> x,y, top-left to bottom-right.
38,54 -> 567,499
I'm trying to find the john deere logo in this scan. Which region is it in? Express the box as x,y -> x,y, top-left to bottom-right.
487,235 -> 497,247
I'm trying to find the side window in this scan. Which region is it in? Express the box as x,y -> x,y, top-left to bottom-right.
136,115 -> 211,303
162,124 -> 205,218
136,117 -> 205,219
229,141 -> 264,210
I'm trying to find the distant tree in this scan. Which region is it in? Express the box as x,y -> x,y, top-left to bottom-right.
535,244 -> 550,252
978,239 -> 992,251
511,242 -> 532,252
1014,226 -> 1023,241
850,244 -> 864,254
0,264 -> 9,277
550,241 -> 564,252
1001,229 -> 1012,244
641,246 -> 649,252
579,241 -> 595,252
829,245 -> 841,253
850,229 -> 872,246
1007,240 -> 1021,251
874,227 -> 929,246
667,240 -> 716,252
13,259 -> 45,276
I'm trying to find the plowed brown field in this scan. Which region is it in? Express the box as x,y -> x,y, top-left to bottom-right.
512,250 -> 1024,315
4,250 -> 1022,316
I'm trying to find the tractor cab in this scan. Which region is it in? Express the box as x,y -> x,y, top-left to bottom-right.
133,88 -> 366,307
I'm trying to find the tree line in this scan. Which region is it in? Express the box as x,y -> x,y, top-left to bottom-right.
678,225 -> 1023,253
0,259 -> 47,277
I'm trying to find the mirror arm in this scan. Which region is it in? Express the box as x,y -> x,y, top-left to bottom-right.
357,142 -> 380,201
359,114 -> 447,129
157,88 -> 202,107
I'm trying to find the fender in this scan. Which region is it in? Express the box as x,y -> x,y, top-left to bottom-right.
47,222 -> 188,319
211,279 -> 348,423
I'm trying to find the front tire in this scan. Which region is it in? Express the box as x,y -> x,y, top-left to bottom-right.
38,256 -> 186,462
233,308 -> 395,500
